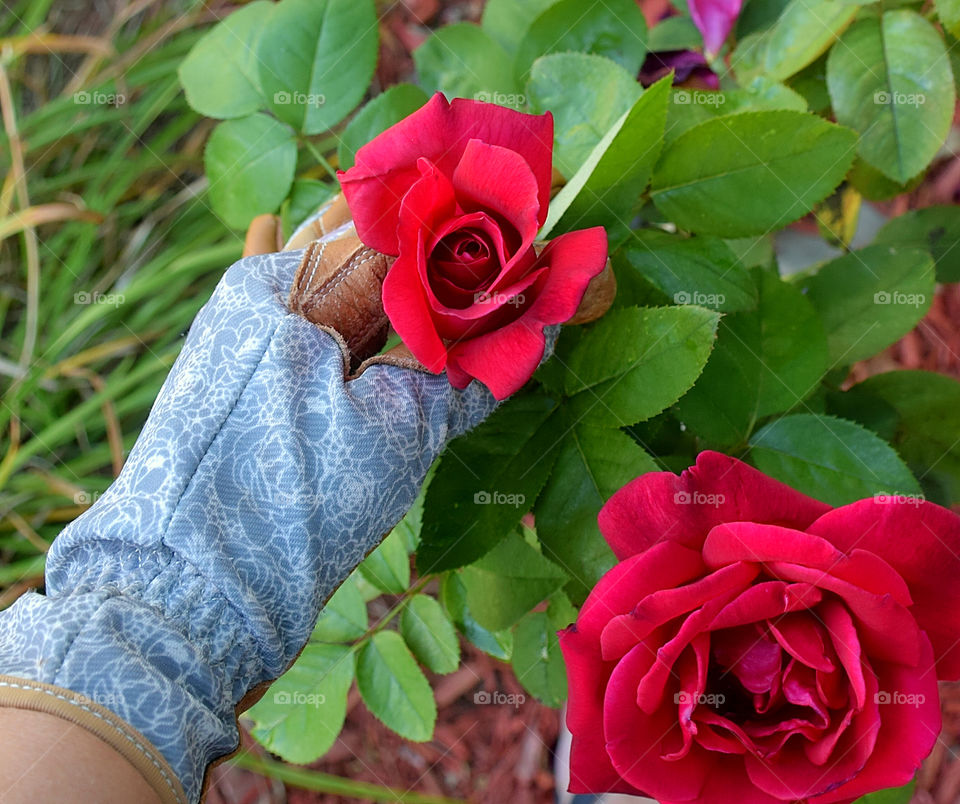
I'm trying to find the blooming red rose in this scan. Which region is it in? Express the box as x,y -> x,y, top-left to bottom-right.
560,451 -> 960,804
338,93 -> 608,399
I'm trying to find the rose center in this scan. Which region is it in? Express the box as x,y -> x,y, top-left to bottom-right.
432,228 -> 496,288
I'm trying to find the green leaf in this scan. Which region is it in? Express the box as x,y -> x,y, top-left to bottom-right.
313,577 -> 368,642
838,371 -> 960,505
751,270 -> 830,417
204,114 -> 297,229
356,631 -> 436,742
417,392 -> 562,573
481,0 -> 557,54
827,10 -> 955,183
938,0 -> 960,37
440,573 -> 513,660
676,314 -> 761,447
619,230 -> 758,312
178,1 -> 273,119
338,84 -> 429,171
651,111 -> 857,237
875,206 -> 960,282
258,0 -> 378,133
526,53 -> 641,179
748,413 -> 922,506
460,532 -> 567,632
246,643 -> 354,763
853,781 -> 915,804
733,0 -> 857,82
414,23 -> 517,102
664,77 -> 808,146
648,15 -> 701,52
400,594 -> 460,674
282,179 -> 337,237
515,0 -> 648,80
542,76 -> 670,245
358,530 -> 410,595
564,305 -> 720,427
536,419 -> 657,604
511,611 -> 567,708
797,245 -> 934,364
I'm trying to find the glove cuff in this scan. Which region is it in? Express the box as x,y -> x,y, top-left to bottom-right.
0,674 -> 186,803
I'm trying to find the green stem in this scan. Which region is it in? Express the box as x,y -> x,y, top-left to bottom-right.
362,574 -> 433,641
302,138 -> 339,182
231,752 -> 466,804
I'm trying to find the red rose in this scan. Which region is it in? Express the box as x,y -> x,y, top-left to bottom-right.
560,451 -> 960,804
338,93 -> 608,399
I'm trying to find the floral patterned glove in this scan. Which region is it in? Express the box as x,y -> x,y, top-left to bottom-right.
0,215 -> 497,804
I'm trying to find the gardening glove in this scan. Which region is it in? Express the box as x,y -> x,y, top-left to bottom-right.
0,198 -> 500,804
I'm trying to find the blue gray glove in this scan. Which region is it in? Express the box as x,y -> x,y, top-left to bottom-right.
0,222 -> 497,802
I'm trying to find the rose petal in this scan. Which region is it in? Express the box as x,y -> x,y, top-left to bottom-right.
444,314 -> 547,397
708,581 -> 822,631
515,226 -> 609,327
808,497 -> 960,678
452,138 -> 540,246
605,642 -> 715,800
765,561 -> 920,666
712,625 -> 782,694
558,625 -> 645,795
577,540 -> 706,640
811,634 -> 941,803
598,451 -> 831,560
601,562 -> 758,658
768,614 -> 834,673
704,521 -> 912,606
340,93 -> 553,254
689,0 -> 743,56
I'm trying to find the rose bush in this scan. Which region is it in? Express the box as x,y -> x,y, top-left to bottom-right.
338,93 -> 608,399
561,451 -> 960,804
